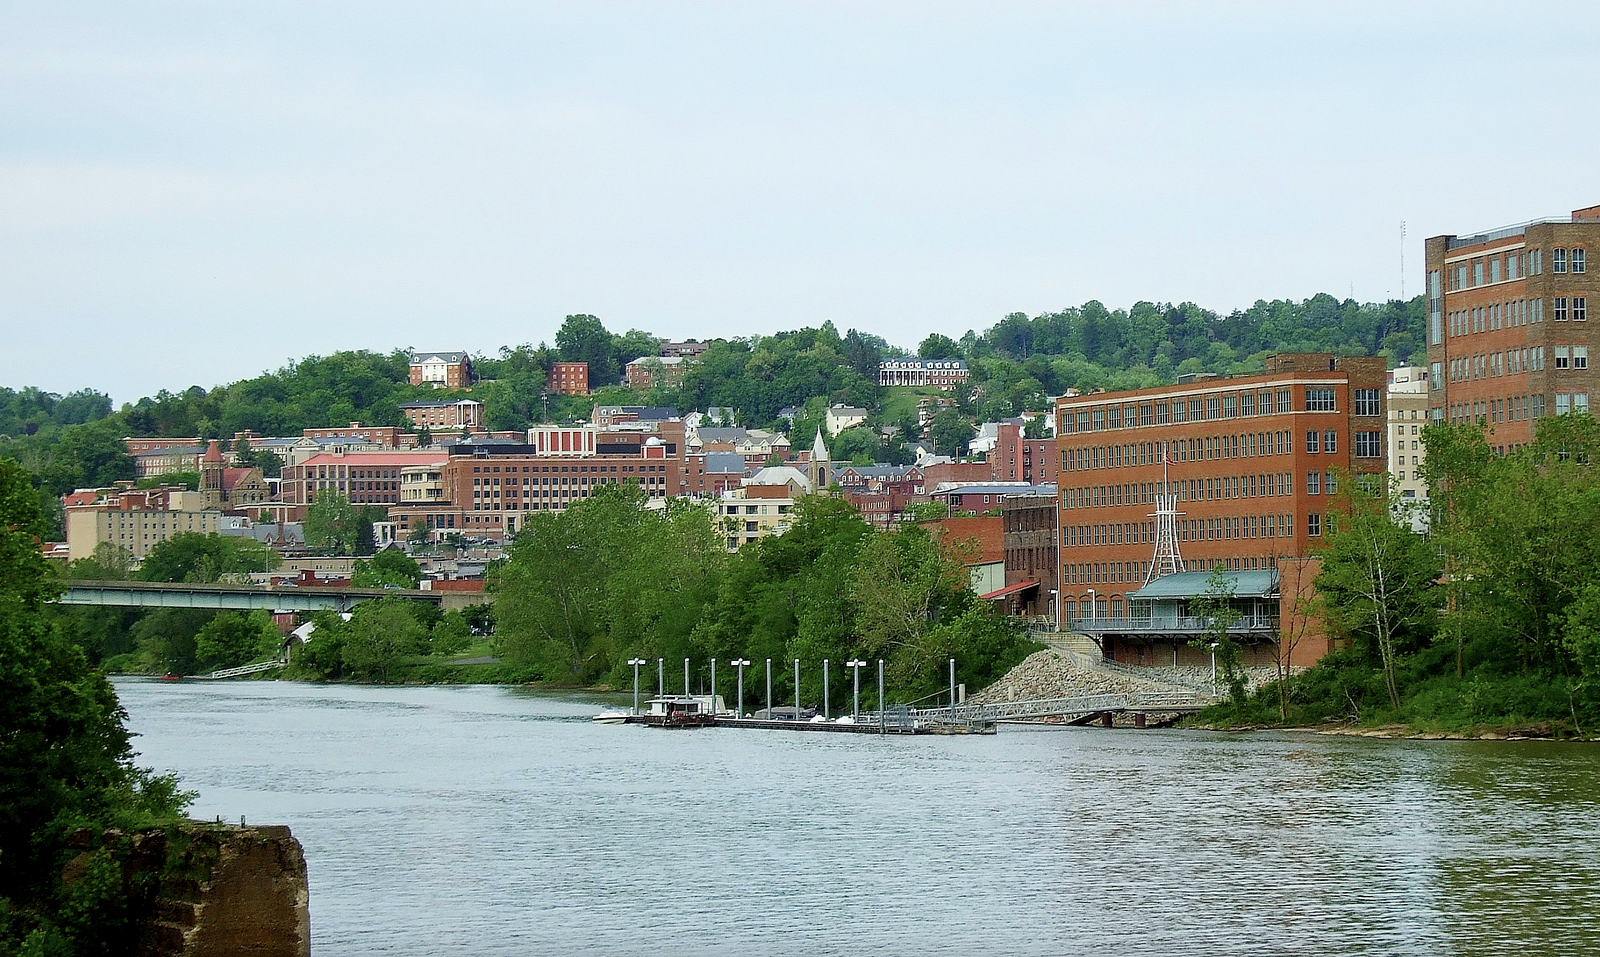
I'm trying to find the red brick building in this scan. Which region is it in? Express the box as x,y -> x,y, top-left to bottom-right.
279,451 -> 449,506
989,422 -> 1058,486
401,400 -> 483,431
1054,353 -> 1388,668
546,362 -> 590,396
300,423 -> 404,448
1426,204 -> 1600,450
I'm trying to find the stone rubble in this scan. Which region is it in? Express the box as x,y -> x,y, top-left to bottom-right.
971,649 -> 1284,704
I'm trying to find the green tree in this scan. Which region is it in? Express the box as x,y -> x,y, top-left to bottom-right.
136,532 -> 278,583
304,491 -> 364,555
1190,564 -> 1246,704
340,598 -> 431,681
352,549 -> 422,588
928,408 -> 974,456
194,610 -> 277,671
0,456 -> 191,921
555,314 -> 619,386
1316,478 -> 1442,710
918,333 -> 962,360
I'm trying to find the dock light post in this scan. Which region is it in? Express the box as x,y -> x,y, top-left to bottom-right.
878,659 -> 885,734
949,657 -> 957,711
766,658 -> 772,719
684,657 -> 690,696
1088,588 -> 1096,623
710,658 -> 717,713
794,658 -> 801,722
657,658 -> 664,698
822,659 -> 830,720
627,658 -> 646,715
846,659 -> 866,721
1049,588 -> 1059,632
731,659 -> 751,718
1210,642 -> 1219,691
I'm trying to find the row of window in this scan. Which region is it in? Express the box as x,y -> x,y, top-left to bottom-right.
1448,394 -> 1558,423
471,463 -> 668,474
1060,387 -> 1378,434
1064,472 -> 1304,510
1449,298 -> 1544,336
1446,247 -> 1586,292
1064,426 -> 1380,471
1448,343 -> 1597,383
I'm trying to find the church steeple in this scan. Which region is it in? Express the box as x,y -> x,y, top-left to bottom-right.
806,428 -> 831,491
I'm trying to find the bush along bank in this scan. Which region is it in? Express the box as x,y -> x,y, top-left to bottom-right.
1190,417 -> 1600,740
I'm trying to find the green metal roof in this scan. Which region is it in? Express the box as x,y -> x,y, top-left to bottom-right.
1127,569 -> 1279,600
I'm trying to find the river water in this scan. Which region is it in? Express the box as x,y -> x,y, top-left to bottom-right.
115,679 -> 1600,956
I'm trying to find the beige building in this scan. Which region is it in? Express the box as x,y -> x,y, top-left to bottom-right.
718,484 -> 798,550
401,462 -> 446,504
1389,366 -> 1429,501
65,487 -> 222,562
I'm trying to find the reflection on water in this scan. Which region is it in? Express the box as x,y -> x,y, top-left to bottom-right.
116,679 -> 1600,957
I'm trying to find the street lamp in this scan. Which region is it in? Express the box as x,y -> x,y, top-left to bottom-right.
1049,588 -> 1059,632
765,658 -> 772,720
657,658 -> 664,698
684,657 -> 690,697
793,658 -> 801,722
710,658 -> 717,713
626,657 -> 646,715
846,659 -> 866,721
1210,642 -> 1219,690
731,659 -> 751,718
1088,588 -> 1097,623
949,657 -> 957,711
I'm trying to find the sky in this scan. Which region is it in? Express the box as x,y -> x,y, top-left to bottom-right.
4,1 -> 1599,405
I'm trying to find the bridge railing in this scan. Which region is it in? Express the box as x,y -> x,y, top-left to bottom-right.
196,660 -> 285,680
911,690 -> 1214,723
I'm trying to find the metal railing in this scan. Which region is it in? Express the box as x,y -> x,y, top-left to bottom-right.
196,660 -> 284,680
1065,615 -> 1279,634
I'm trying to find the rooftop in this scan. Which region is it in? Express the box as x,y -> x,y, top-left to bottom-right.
1127,570 -> 1279,600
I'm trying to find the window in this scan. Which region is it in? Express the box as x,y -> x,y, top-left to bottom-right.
1354,388 -> 1380,416
1473,261 -> 1485,286
1140,403 -> 1154,426
1188,399 -> 1202,421
1556,297 -> 1569,321
1578,393 -> 1591,415
1323,430 -> 1337,453
1326,472 -> 1337,495
1306,430 -> 1320,453
1556,346 -> 1571,370
1171,400 -> 1187,423
1307,471 -> 1321,495
1490,258 -> 1502,283
1577,346 -> 1590,370
1307,513 -> 1321,537
1575,248 -> 1587,273
1430,361 -> 1443,390
1223,394 -> 1237,418
1355,431 -> 1381,457
1155,402 -> 1169,425
1530,249 -> 1543,274
1305,388 -> 1336,412
1557,393 -> 1571,415
1241,392 -> 1255,416
1576,298 -> 1588,322
1554,248 -> 1568,273
1277,389 -> 1292,414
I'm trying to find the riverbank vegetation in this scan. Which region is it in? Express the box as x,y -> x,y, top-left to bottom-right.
0,459 -> 195,956
1197,415 -> 1600,736
490,485 -> 1036,709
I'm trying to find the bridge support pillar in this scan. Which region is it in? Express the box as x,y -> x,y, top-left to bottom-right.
1099,711 -> 1113,728
1133,712 -> 1146,729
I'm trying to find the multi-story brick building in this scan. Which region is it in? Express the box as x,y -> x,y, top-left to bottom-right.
1054,353 -> 1388,667
996,488 -> 1059,620
300,422 -> 404,448
989,422 -> 1058,486
391,428 -> 687,541
64,486 -> 221,562
409,351 -> 473,389
401,400 -> 483,431
278,451 -> 450,507
1426,205 -> 1600,450
878,358 -> 970,390
546,361 -> 590,395
625,355 -> 688,390
1388,366 -> 1429,501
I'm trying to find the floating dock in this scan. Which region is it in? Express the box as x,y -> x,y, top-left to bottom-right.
622,715 -> 993,735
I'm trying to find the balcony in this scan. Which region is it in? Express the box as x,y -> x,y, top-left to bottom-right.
1065,615 -> 1280,637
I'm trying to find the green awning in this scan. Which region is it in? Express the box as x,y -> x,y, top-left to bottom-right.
1127,570 -> 1279,600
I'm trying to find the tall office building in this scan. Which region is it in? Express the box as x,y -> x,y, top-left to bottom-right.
1425,205 -> 1600,449
1053,353 -> 1387,667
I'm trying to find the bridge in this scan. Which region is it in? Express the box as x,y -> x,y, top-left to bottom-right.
58,580 -> 447,613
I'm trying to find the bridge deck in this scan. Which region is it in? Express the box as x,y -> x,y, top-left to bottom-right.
58,580 -> 445,612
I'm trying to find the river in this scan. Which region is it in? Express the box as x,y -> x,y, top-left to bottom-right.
115,678 -> 1600,956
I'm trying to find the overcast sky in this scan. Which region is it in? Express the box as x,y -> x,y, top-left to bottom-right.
4,1 -> 1598,404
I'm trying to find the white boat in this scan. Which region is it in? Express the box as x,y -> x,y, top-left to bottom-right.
590,708 -> 631,724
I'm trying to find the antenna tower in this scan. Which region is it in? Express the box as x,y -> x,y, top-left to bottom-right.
1400,220 -> 1407,300
1145,442 -> 1185,585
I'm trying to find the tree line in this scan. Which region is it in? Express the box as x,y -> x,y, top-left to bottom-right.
1208,413 -> 1600,733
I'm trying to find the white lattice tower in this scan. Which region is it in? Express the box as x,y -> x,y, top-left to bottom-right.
1146,455 -> 1184,585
